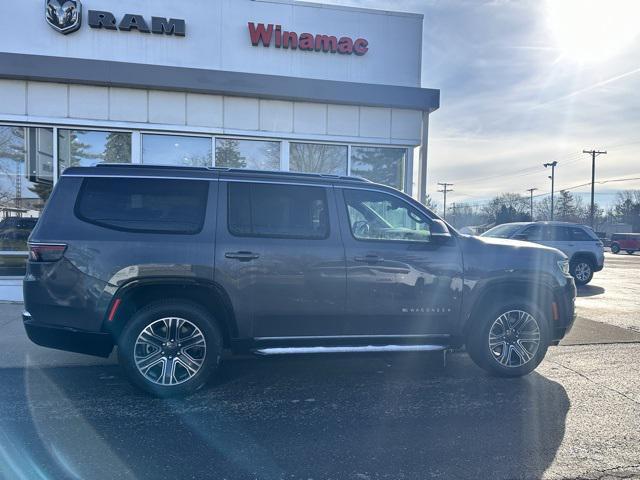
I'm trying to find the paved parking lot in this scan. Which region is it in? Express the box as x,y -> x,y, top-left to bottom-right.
0,252 -> 639,480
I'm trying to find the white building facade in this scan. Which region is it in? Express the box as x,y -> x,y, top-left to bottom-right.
0,0 -> 439,299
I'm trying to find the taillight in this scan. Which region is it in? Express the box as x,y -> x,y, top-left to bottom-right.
28,243 -> 67,262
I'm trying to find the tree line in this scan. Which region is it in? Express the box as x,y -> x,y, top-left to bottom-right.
429,189 -> 640,232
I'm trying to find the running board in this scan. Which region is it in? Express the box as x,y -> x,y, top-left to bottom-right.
253,344 -> 447,355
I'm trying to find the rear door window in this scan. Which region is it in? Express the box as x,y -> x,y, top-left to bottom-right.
569,227 -> 594,242
227,182 -> 329,239
75,177 -> 209,234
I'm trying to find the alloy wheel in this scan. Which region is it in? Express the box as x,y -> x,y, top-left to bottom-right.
574,262 -> 591,283
488,310 -> 541,368
134,317 -> 207,386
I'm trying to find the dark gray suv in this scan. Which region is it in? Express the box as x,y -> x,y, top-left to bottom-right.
24,165 -> 576,396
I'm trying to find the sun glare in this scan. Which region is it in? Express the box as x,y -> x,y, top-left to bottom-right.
547,0 -> 640,63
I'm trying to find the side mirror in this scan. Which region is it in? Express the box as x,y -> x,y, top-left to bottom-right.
431,219 -> 451,242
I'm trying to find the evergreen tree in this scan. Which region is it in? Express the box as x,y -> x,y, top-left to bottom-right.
215,139 -> 247,168
103,132 -> 132,163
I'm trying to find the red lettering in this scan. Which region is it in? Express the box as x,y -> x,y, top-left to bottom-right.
282,31 -> 297,49
298,33 -> 314,50
337,37 -> 353,54
275,24 -> 282,48
247,22 -> 368,56
353,38 -> 369,56
248,22 -> 273,47
315,35 -> 337,52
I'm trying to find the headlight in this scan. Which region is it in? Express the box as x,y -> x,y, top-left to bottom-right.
557,259 -> 570,275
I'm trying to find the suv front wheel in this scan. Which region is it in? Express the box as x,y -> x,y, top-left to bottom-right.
467,301 -> 550,377
570,258 -> 594,285
118,299 -> 223,397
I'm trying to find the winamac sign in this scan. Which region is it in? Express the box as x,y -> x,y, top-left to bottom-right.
248,22 -> 369,56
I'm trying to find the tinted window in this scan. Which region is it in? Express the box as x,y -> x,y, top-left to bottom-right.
520,225 -> 543,241
481,223 -> 525,239
228,183 -> 329,239
76,178 -> 209,234
343,189 -> 430,242
569,227 -> 593,241
547,226 -> 570,241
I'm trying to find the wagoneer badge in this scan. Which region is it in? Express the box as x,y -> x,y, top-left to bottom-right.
45,0 -> 82,35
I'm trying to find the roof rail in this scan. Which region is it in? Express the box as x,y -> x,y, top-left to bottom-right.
94,163 -> 370,182
95,163 -> 229,172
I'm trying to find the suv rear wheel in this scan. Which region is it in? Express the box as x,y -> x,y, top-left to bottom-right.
118,299 -> 223,397
467,301 -> 550,377
570,258 -> 594,285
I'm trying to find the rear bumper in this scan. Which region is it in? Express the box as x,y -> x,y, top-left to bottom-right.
550,279 -> 577,344
23,312 -> 114,358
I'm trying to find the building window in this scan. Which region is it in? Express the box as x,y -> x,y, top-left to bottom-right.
215,138 -> 280,170
290,142 -> 348,176
0,126 -> 54,276
350,146 -> 406,190
58,130 -> 131,172
143,134 -> 212,167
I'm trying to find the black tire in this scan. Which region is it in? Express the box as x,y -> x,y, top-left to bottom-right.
611,243 -> 620,254
626,250 -> 634,255
118,299 -> 223,397
570,258 -> 594,285
467,300 -> 550,377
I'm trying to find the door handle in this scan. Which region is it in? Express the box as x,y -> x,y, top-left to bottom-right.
354,254 -> 383,263
225,251 -> 260,261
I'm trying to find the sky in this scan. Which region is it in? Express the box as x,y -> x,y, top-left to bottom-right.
323,0 -> 640,210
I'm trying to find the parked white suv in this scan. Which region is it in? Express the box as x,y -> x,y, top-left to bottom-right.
481,222 -> 604,285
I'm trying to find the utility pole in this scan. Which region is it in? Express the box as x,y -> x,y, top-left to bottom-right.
543,161 -> 558,220
526,188 -> 538,220
437,182 -> 453,219
583,149 -> 607,228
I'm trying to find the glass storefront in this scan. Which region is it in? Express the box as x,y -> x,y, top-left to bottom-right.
0,126 -> 53,275
215,138 -> 280,170
59,129 -> 131,171
289,142 -> 348,176
0,123 -> 410,276
143,134 -> 211,167
350,146 -> 406,190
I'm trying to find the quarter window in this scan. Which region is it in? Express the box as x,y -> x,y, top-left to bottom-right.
343,189 -> 430,242
228,183 -> 329,239
76,178 -> 209,234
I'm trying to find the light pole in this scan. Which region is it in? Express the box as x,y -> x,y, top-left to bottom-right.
543,161 -> 557,221
526,188 -> 537,220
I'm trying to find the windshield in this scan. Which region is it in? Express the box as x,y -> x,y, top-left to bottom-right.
481,224 -> 524,239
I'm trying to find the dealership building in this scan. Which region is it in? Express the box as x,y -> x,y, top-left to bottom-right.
0,0 -> 439,300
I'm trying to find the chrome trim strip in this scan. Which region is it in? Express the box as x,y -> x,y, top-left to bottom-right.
254,334 -> 450,341
254,345 -> 447,355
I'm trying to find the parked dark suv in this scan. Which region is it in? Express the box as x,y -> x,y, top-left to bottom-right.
24,165 -> 576,396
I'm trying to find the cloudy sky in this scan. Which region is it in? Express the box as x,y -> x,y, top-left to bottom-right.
326,0 -> 640,209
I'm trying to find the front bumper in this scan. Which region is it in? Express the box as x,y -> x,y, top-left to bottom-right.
23,312 -> 114,358
550,279 -> 577,344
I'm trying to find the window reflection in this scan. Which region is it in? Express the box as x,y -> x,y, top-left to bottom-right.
290,143 -> 347,176
143,134 -> 212,167
350,146 -> 406,190
0,126 -> 54,275
58,130 -> 132,172
215,138 -> 280,170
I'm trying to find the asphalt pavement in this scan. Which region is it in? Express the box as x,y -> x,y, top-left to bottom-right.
0,252 -> 639,480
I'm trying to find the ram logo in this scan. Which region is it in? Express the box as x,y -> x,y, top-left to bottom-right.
45,0 -> 82,35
